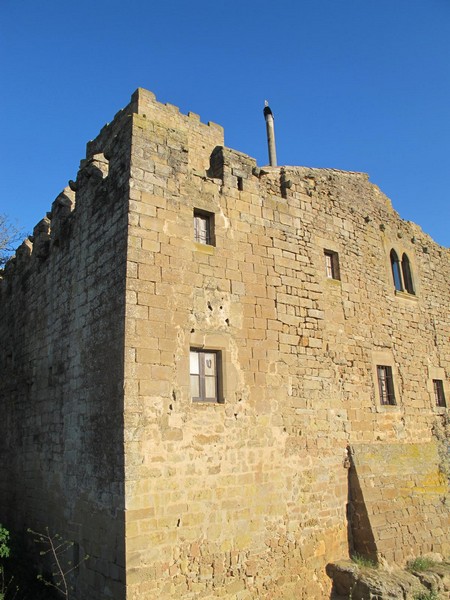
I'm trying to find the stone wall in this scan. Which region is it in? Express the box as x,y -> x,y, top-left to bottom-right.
0,112 -> 133,598
0,88 -> 448,599
122,90 -> 450,598
349,442 -> 449,564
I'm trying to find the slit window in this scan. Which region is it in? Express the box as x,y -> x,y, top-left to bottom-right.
433,379 -> 446,408
324,250 -> 340,280
377,365 -> 396,406
390,249 -> 403,291
401,253 -> 415,294
194,210 -> 214,245
190,349 -> 221,403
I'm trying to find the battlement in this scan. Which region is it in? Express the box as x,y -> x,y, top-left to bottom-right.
0,89 -> 225,288
0,152 -> 110,290
131,87 -> 223,135
87,87 -> 224,171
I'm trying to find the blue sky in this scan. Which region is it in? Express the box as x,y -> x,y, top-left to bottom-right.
1,0 -> 449,247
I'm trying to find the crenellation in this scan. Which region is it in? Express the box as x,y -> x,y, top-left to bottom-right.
31,216 -> 51,259
14,238 -> 32,264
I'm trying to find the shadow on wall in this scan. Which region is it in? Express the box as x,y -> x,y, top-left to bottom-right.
346,445 -> 377,562
328,446 -> 378,599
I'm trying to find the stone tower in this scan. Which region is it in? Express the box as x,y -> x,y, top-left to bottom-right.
0,88 -> 449,599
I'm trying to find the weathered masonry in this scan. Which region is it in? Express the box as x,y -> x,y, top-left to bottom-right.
0,88 -> 449,599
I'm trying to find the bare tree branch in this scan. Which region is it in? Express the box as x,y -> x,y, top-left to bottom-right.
0,214 -> 24,267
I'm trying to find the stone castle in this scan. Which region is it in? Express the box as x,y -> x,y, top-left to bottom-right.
0,88 -> 449,599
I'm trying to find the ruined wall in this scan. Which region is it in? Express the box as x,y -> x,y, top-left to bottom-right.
0,107 -> 134,599
122,89 -> 450,599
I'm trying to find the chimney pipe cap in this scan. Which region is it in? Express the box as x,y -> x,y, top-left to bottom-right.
263,100 -> 274,119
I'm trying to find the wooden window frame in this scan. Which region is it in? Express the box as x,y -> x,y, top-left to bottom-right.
193,209 -> 215,246
433,379 -> 447,408
377,365 -> 396,406
324,249 -> 340,280
190,348 -> 222,403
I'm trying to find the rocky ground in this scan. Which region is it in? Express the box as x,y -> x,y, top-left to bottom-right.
327,558 -> 450,599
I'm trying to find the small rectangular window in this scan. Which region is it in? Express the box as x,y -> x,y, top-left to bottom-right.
377,365 -> 396,405
194,209 -> 214,245
190,349 -> 221,402
433,379 -> 446,407
324,250 -> 340,280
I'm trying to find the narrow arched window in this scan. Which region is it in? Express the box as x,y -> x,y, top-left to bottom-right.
390,249 -> 403,291
401,253 -> 415,294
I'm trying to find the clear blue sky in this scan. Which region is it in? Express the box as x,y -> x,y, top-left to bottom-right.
1,0 -> 449,247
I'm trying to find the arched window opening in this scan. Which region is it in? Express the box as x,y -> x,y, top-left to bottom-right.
390,249 -> 403,291
401,253 -> 415,294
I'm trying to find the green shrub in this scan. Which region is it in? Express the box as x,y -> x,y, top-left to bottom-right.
0,526 -> 10,560
413,591 -> 439,600
407,556 -> 435,572
350,552 -> 377,568
0,525 -> 18,600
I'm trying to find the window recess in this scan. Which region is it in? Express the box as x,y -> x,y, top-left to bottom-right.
401,253 -> 415,294
324,249 -> 340,280
390,249 -> 415,295
377,365 -> 396,406
193,209 -> 215,246
190,349 -> 222,403
433,379 -> 447,408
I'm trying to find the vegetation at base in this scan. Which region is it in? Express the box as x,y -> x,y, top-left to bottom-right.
407,556 -> 436,572
0,526 -> 10,560
407,557 -> 442,600
28,527 -> 89,599
0,524 -> 88,599
0,524 -> 18,600
413,591 -> 440,600
350,552 -> 378,568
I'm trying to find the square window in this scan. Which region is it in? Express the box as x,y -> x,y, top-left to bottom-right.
433,379 -> 446,408
194,210 -> 214,245
377,365 -> 396,405
190,349 -> 221,403
324,250 -> 340,280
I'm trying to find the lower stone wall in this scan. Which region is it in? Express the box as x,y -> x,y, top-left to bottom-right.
124,440 -> 449,599
124,437 -> 350,600
126,517 -> 348,599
